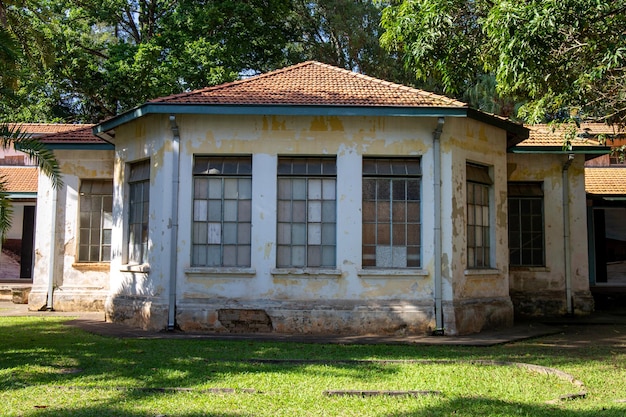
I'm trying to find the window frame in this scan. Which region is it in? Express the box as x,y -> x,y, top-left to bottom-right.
276,157 -> 337,268
127,160 -> 150,265
78,179 -> 113,263
191,156 -> 253,268
508,182 -> 545,267
466,163 -> 492,269
362,157 -> 422,269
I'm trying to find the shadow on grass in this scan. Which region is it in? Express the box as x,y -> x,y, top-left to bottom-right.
0,317 -> 403,392
388,396 -> 626,417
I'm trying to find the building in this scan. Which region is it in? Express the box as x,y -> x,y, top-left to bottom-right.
28,62 -> 608,335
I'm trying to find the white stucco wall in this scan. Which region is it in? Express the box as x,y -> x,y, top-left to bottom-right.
106,113 -> 513,335
507,153 -> 593,316
29,150 -> 114,311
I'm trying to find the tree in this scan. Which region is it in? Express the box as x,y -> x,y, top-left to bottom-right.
484,0 -> 626,124
379,0 -> 626,124
0,22 -> 62,237
293,0 -> 411,84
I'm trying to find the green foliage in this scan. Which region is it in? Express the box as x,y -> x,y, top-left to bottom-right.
380,0 -> 490,96
0,0 -> 409,123
294,0 -> 411,84
380,0 -> 626,124
484,0 -> 626,124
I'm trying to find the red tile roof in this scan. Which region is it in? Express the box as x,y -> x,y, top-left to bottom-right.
153,61 -> 467,108
7,123 -> 92,136
585,167 -> 626,195
0,166 -> 38,193
519,124 -> 606,148
35,125 -> 106,144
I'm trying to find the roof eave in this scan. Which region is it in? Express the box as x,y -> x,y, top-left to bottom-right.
42,143 -> 115,151
5,192 -> 37,199
510,146 -> 611,161
94,103 -> 473,135
466,108 -> 529,146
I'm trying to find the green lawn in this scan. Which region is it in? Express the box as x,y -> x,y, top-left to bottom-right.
1,316 -> 624,416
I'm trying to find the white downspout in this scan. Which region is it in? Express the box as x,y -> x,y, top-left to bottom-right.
563,154 -> 574,315
167,115 -> 181,330
46,185 -> 58,310
433,117 -> 445,334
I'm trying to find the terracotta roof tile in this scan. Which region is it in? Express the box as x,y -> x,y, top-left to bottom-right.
519,124 -> 606,147
7,123 -> 92,136
0,166 -> 38,193
153,61 -> 467,108
585,167 -> 626,195
36,125 -> 106,144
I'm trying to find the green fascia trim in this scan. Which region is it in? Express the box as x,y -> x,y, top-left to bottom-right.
94,103 -> 520,136
6,192 -> 37,199
509,146 -> 610,155
44,143 -> 115,150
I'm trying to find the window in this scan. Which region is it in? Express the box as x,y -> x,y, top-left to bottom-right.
508,182 -> 544,266
467,163 -> 492,268
128,160 -> 150,264
362,158 -> 421,268
78,180 -> 113,262
192,156 -> 252,267
277,157 -> 336,268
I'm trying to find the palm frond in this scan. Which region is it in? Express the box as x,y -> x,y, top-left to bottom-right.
0,123 -> 63,189
0,177 -> 13,237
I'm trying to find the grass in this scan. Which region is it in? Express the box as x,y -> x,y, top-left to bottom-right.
0,316 -> 625,416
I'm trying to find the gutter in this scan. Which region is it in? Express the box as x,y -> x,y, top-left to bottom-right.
167,115 -> 181,330
93,103 -> 500,136
46,185 -> 58,311
432,117 -> 445,334
562,154 -> 575,314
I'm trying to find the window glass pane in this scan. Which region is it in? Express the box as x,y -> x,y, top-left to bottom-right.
277,223 -> 291,244
363,179 -> 376,199
278,201 -> 292,222
308,201 -> 322,222
308,223 -> 321,245
322,201 -> 336,222
292,179 -> 306,200
223,223 -> 237,244
322,223 -> 336,245
322,179 -> 335,200
308,246 -> 321,266
292,201 -> 306,222
223,246 -> 237,266
292,246 -> 306,266
377,202 -> 390,222
238,223 -> 251,245
238,200 -> 251,222
207,246 -> 221,266
239,179 -> 252,199
208,178 -> 222,199
224,200 -> 237,222
277,246 -> 290,267
278,179 -> 291,199
377,180 -> 390,200
322,246 -> 335,266
194,200 -> 208,221
392,203 -> 406,222
392,180 -> 406,200
308,179 -> 322,199
208,201 -> 222,222
292,224 -> 306,245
